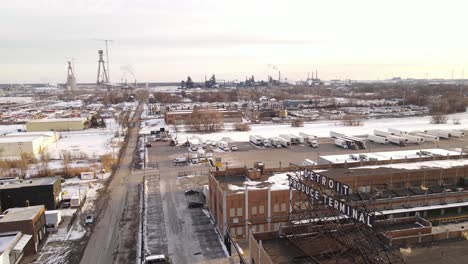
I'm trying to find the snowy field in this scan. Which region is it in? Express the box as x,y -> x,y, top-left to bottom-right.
177,112 -> 468,142
46,118 -> 120,160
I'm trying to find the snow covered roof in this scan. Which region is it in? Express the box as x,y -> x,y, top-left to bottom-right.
320,148 -> 461,164
354,158 -> 468,171
27,117 -> 85,123
0,205 -> 44,222
227,172 -> 291,193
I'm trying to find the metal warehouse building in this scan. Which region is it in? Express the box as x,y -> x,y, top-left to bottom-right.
26,118 -> 86,132
0,177 -> 62,211
0,132 -> 59,158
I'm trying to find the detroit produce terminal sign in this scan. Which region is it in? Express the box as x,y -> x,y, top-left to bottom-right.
289,169 -> 374,228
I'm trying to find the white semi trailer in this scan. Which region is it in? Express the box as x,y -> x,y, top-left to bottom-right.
388,128 -> 408,135
400,134 -> 424,143
374,130 -> 392,137
387,135 -> 409,146
425,130 -> 451,139
368,134 -> 388,144
278,137 -> 290,147
279,134 -> 297,144
411,132 -> 439,142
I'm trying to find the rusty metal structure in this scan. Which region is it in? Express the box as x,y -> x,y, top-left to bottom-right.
287,163 -> 404,264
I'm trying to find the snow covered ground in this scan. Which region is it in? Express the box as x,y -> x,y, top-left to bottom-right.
177,112 -> 468,142
46,118 -> 121,160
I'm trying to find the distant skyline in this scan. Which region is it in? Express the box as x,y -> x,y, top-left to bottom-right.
1,0 -> 467,83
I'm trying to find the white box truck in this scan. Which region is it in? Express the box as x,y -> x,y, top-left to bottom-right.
45,210 -> 62,229
218,141 -> 229,150
250,135 -> 262,145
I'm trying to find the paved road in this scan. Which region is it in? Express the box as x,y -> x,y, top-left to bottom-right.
80,104 -> 143,264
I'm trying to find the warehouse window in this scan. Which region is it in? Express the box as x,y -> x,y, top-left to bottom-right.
259,205 -> 265,214
251,206 -> 257,215
281,203 -> 287,212
237,207 -> 243,217
230,208 -> 235,217
237,227 -> 243,236
273,204 -> 279,213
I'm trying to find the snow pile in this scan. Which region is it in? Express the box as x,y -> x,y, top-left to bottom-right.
266,173 -> 290,190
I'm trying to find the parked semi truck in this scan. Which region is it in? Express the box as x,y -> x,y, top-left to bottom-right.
269,137 -> 283,148
279,134 -> 294,144
299,132 -> 318,148
256,135 -> 271,147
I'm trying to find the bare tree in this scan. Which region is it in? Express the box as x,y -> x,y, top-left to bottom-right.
431,114 -> 448,124
62,150 -> 72,178
135,89 -> 150,102
291,119 -> 304,127
189,108 -> 223,132
233,123 -> 251,131
39,149 -> 51,177
341,114 -> 364,126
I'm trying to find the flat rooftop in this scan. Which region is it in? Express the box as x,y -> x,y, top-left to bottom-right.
0,232 -> 20,254
319,148 -> 462,164
0,177 -> 59,190
0,205 -> 44,222
319,158 -> 468,178
0,136 -> 43,143
217,172 -> 291,194
27,117 -> 85,123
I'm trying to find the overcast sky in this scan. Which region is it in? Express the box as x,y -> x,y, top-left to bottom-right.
1,0 -> 468,83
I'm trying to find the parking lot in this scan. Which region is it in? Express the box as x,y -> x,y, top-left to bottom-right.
144,143 -> 229,264
151,135 -> 468,169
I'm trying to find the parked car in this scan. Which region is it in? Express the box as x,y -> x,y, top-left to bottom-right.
84,215 -> 94,225
230,145 -> 238,151
144,255 -> 170,264
145,142 -> 152,147
188,202 -> 203,209
185,190 -> 199,195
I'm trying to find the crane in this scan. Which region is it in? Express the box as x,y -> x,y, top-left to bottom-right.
92,39 -> 114,82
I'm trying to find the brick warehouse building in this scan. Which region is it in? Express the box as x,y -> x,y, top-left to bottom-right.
208,149 -> 468,239
165,109 -> 243,125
